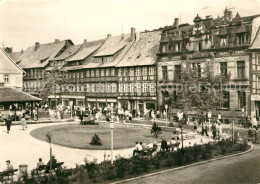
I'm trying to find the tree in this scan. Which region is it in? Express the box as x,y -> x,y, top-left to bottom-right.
90,134 -> 102,146
150,122 -> 162,138
39,66 -> 68,107
176,61 -> 230,114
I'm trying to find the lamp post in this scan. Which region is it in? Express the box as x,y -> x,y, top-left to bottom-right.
208,111 -> 212,133
110,121 -> 114,164
165,104 -> 168,127
69,101 -> 73,119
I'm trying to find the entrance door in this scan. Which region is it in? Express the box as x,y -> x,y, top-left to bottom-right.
138,103 -> 144,117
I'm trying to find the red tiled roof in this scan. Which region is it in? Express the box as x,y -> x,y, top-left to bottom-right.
0,88 -> 42,102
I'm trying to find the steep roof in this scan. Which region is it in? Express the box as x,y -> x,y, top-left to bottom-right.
0,48 -> 24,74
94,34 -> 131,57
17,40 -> 69,69
0,87 -> 41,102
84,34 -> 132,68
53,45 -> 81,61
249,26 -> 260,50
116,31 -> 161,67
66,39 -> 106,62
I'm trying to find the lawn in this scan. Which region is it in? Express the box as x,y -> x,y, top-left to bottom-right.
30,123 -> 176,150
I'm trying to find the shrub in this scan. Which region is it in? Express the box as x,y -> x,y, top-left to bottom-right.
90,134 -> 102,146
114,157 -> 129,178
150,122 -> 162,138
169,122 -> 174,127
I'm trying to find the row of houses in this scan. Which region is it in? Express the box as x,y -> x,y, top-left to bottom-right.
4,8 -> 260,119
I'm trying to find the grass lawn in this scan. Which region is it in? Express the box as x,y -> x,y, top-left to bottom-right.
30,123 -> 176,150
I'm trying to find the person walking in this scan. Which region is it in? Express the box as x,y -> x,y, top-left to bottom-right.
21,114 -> 27,130
4,115 -> 12,134
201,121 -> 209,137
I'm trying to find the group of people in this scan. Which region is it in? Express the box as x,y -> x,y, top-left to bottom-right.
160,137 -> 181,152
2,112 -> 30,134
133,141 -> 158,156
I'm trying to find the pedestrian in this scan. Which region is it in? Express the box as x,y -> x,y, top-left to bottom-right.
37,158 -> 44,169
252,116 -> 258,130
193,119 -> 198,133
21,114 -> 27,130
201,121 -> 208,137
218,112 -> 222,122
212,122 -> 217,140
4,115 -> 12,134
4,160 -> 14,171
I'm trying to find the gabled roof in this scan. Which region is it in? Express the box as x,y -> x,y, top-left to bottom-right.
94,34 -> 131,57
116,31 -> 161,67
0,48 -> 24,74
84,34 -> 133,69
53,45 -> 81,61
66,39 -> 106,62
0,87 -> 41,102
249,26 -> 260,50
16,40 -> 69,69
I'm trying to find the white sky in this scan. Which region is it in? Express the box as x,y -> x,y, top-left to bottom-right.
0,0 -> 260,51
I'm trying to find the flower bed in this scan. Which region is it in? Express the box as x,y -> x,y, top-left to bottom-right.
16,139 -> 250,184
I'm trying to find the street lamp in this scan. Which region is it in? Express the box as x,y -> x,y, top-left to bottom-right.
69,101 -> 73,119
165,104 -> 168,127
110,121 -> 114,164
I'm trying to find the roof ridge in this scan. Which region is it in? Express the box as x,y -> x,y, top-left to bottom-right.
0,47 -> 25,73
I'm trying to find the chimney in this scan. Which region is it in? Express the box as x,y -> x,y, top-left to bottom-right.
84,39 -> 87,43
21,49 -> 24,54
135,31 -> 140,42
131,27 -> 136,42
107,34 -> 112,38
35,42 -> 40,51
9,47 -> 13,53
173,18 -> 179,28
55,39 -> 60,43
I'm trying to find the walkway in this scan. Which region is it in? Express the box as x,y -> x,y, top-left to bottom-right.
123,144 -> 260,184
0,121 -> 133,172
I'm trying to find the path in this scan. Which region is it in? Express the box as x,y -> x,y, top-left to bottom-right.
123,144 -> 260,184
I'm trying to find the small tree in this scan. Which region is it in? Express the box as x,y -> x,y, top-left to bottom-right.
150,122 -> 162,138
45,131 -> 53,170
90,134 -> 102,146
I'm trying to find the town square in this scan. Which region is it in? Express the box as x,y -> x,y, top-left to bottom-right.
0,0 -> 260,183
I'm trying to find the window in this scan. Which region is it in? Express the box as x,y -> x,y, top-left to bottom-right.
130,83 -> 135,92
221,91 -> 230,108
129,68 -> 135,76
86,84 -> 90,92
106,68 -> 110,76
124,83 -> 128,93
238,91 -> 246,109
91,70 -> 95,77
220,62 -> 227,76
192,63 -> 201,78
173,91 -> 178,104
4,74 -> 9,83
106,83 -> 111,92
198,42 -> 202,51
76,72 -> 80,78
96,69 -> 100,77
118,68 -> 123,76
149,67 -> 154,75
149,83 -> 155,93
101,83 -> 105,93
80,71 -> 84,78
142,83 -> 148,92
101,69 -> 105,76
258,52 -> 260,64
86,70 -> 90,77
162,43 -> 168,53
91,84 -> 96,92
112,83 -> 117,92
96,83 -> 100,92
72,73 -> 76,79
237,61 -> 245,79
124,68 -> 128,76
142,67 -> 147,76
111,68 -> 115,76
174,65 -> 181,80
136,83 -> 141,93
175,42 -> 181,51
258,77 -> 260,89
136,67 -> 141,76
119,84 -> 123,93
220,38 -> 227,46
162,66 -> 168,80
237,34 -> 245,45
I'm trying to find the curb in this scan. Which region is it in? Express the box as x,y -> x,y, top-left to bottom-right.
0,119 -> 75,126
111,143 -> 254,184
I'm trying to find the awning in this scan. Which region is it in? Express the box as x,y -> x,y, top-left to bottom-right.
0,87 -> 42,102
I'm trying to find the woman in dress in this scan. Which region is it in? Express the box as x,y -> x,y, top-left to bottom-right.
21,113 -> 27,130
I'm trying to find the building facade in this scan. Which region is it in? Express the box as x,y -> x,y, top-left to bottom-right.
157,9 -> 260,118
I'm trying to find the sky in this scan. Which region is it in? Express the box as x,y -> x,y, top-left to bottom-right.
0,0 -> 260,51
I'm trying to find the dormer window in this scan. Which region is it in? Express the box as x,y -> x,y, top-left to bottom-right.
237,34 -> 245,45
220,37 -> 227,46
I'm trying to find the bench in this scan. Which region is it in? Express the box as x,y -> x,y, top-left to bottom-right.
34,162 -> 64,175
0,169 -> 18,182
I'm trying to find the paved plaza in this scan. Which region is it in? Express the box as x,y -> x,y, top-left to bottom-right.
0,121 -> 212,173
